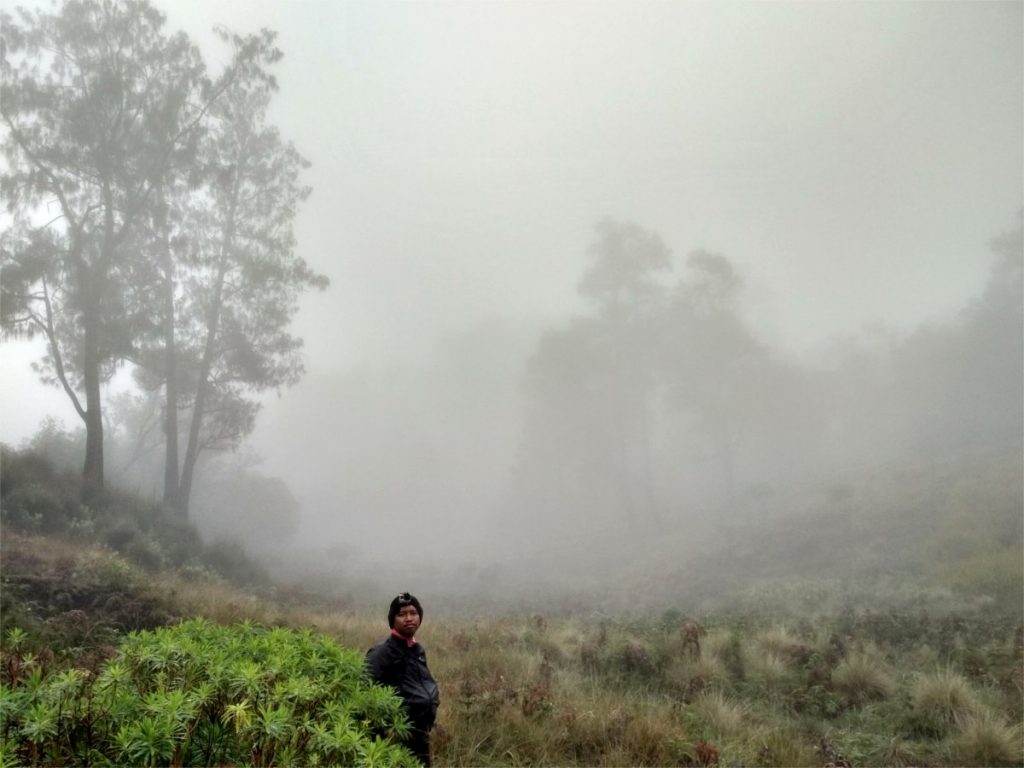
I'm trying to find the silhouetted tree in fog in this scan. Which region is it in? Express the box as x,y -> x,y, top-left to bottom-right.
1,1 -> 326,516
516,220 -> 670,536
892,215 -> 1023,459
662,251 -> 758,502
133,29 -> 327,517
1,0 -> 209,496
578,219 -> 670,530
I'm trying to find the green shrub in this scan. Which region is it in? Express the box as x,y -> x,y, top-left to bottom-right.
0,618 -> 418,767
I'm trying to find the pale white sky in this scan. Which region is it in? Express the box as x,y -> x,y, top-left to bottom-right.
2,0 -> 1022,446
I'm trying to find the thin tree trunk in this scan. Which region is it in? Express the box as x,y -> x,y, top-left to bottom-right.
157,198 -> 180,508
176,201 -> 234,518
81,297 -> 104,496
81,200 -> 111,497
176,285 -> 220,518
82,179 -> 116,497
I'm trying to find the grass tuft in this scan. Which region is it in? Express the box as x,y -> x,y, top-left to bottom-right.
908,667 -> 986,736
951,711 -> 1024,767
831,646 -> 896,705
691,690 -> 748,737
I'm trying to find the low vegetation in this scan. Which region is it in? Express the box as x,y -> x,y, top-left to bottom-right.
1,448 -> 1022,766
1,619 -> 416,767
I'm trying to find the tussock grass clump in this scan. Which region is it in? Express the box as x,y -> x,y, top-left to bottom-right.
702,628 -> 738,659
666,653 -> 728,698
831,645 -> 896,705
908,667 -> 986,735
754,623 -> 797,650
873,736 -> 940,768
748,724 -> 818,766
691,690 -> 749,737
951,711 -> 1024,767
744,648 -> 790,689
617,704 -> 689,766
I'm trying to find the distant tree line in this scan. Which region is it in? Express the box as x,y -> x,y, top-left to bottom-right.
507,215 -> 1023,540
1,0 -> 327,516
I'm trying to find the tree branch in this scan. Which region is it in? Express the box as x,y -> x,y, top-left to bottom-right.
39,275 -> 87,422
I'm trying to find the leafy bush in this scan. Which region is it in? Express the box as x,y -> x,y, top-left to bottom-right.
0,618 -> 418,767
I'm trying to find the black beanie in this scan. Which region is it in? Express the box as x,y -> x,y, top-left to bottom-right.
388,592 -> 423,628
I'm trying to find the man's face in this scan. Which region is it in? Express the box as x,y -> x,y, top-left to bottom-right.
393,604 -> 421,638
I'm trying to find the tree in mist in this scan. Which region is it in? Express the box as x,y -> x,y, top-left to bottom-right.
133,28 -> 327,517
515,220 -> 670,535
662,250 -> 760,502
513,221 -> 845,540
578,219 -> 670,529
0,0 -> 208,495
891,215 -> 1023,459
1,1 -> 326,516
18,401 -> 301,553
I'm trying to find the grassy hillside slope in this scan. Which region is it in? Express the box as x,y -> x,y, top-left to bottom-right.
1,447 -> 1022,766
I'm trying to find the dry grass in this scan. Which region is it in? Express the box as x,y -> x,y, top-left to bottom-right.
951,711 -> 1024,767
691,690 -> 749,737
910,667 -> 986,734
744,647 -> 790,687
5,529 -> 1023,768
831,644 -> 897,705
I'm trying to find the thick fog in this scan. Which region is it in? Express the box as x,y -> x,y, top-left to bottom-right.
2,1 -> 1021,606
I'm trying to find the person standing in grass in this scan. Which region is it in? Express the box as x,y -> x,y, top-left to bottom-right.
366,592 -> 440,766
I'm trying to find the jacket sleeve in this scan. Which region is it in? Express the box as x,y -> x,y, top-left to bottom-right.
365,641 -> 401,687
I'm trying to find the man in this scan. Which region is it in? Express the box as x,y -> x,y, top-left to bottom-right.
365,592 -> 440,766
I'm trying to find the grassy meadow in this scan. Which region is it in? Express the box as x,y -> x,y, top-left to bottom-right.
1,446 -> 1022,766
2,528 -> 1022,767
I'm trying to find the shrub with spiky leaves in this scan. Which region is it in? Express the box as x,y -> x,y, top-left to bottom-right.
0,618 -> 419,767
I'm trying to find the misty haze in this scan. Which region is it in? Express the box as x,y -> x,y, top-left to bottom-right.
1,1 -> 1021,766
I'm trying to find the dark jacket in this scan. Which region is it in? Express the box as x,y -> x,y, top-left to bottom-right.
365,634 -> 440,730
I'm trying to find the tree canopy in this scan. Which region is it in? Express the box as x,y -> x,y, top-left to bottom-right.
1,0 -> 326,512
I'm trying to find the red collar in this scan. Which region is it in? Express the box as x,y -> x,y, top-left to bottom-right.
391,628 -> 417,647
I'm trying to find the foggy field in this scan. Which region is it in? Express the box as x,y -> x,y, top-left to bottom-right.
1,514 -> 1022,767
1,0 -> 1022,764
2,437 -> 1023,766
